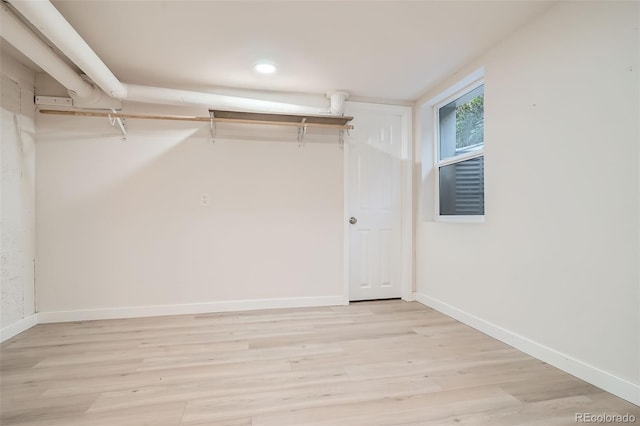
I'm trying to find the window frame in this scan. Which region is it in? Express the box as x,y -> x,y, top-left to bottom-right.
433,77 -> 485,223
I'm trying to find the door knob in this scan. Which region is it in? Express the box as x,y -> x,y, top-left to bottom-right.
349,217 -> 358,224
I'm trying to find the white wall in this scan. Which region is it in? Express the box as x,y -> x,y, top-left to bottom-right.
415,1 -> 639,404
36,92 -> 344,320
0,53 -> 37,339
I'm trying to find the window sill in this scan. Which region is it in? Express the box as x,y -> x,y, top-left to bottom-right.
436,215 -> 485,223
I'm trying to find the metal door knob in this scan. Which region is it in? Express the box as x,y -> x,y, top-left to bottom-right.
349,217 -> 358,224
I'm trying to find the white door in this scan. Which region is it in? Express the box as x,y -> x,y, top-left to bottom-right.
346,104 -> 404,301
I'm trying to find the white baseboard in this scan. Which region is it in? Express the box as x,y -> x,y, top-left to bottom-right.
415,292 -> 640,407
37,296 -> 345,324
1,313 -> 39,343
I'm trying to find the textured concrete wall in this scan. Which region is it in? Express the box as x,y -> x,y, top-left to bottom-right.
1,53 -> 36,329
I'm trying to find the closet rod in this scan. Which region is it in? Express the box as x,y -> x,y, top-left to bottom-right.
38,109 -> 354,130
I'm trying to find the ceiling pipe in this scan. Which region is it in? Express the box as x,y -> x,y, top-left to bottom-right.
124,84 -> 337,115
7,0 -> 127,99
0,5 -> 116,108
7,0 -> 348,115
328,91 -> 349,116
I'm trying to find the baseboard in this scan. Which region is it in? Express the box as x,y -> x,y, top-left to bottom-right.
37,296 -> 345,324
1,313 -> 39,343
415,292 -> 640,406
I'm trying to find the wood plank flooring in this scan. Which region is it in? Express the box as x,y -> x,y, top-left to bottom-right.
1,300 -> 638,425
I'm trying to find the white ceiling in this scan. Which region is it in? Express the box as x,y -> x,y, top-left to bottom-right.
34,1 -> 554,103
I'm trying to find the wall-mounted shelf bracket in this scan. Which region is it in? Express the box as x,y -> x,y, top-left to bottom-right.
297,118 -> 307,147
108,109 -> 126,141
209,111 -> 216,143
35,96 -> 73,107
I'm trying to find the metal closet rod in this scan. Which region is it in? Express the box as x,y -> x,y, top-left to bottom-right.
38,109 -> 355,130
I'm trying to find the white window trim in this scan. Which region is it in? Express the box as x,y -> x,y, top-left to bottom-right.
433,74 -> 485,223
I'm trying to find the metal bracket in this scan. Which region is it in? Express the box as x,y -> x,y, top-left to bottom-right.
209,111 -> 216,143
35,96 -> 73,107
297,118 -> 307,147
108,109 -> 126,141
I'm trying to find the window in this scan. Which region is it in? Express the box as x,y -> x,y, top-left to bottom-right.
435,82 -> 484,220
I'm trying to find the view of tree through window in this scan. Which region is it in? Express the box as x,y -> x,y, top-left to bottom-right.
455,93 -> 484,150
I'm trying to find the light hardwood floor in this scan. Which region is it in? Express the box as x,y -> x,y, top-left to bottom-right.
1,300 -> 639,425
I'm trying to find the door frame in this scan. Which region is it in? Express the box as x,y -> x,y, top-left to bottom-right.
342,101 -> 413,304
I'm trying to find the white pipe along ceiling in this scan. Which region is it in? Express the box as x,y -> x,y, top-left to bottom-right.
3,0 -> 348,114
0,5 -> 117,109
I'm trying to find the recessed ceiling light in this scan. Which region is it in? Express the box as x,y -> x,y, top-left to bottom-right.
254,62 -> 276,74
